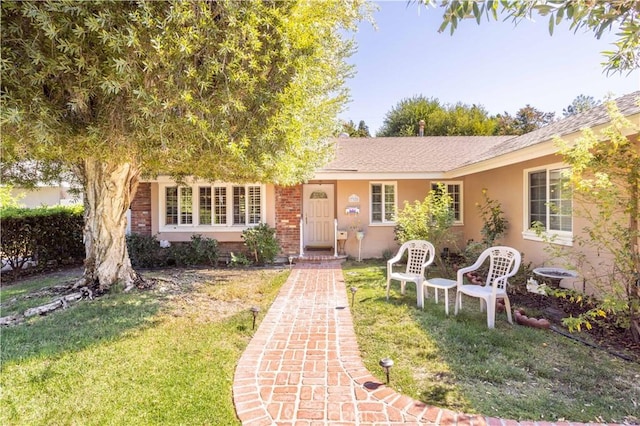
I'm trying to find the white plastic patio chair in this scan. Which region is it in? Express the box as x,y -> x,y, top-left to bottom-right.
386,240 -> 435,308
454,246 -> 521,328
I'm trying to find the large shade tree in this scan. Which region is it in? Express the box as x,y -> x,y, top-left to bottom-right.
377,95 -> 498,137
1,0 -> 366,291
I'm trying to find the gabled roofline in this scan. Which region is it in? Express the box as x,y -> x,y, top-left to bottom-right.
312,171 -> 447,180
446,111 -> 640,178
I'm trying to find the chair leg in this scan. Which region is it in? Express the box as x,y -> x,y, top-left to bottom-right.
444,288 -> 449,315
486,298 -> 495,329
416,279 -> 424,309
400,281 -> 406,295
503,296 -> 513,324
454,291 -> 461,315
386,278 -> 391,301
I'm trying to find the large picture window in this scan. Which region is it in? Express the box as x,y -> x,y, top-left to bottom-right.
161,183 -> 264,230
524,165 -> 572,244
431,181 -> 463,225
370,182 -> 396,224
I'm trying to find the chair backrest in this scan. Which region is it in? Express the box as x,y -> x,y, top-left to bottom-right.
483,246 -> 521,291
400,240 -> 435,275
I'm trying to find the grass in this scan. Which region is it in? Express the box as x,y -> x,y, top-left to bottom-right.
343,260 -> 640,424
0,267 -> 289,425
3,262 -> 639,425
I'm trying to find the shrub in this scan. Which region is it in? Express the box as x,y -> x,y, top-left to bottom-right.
0,205 -> 84,279
172,235 -> 219,267
242,223 -> 280,265
394,184 -> 458,272
126,234 -> 168,268
476,188 -> 508,246
126,234 -> 218,268
229,251 -> 252,267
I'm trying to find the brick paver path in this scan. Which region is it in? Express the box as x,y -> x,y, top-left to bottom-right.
233,261 -> 612,425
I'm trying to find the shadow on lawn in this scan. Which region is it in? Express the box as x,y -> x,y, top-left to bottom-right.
1,290 -> 162,365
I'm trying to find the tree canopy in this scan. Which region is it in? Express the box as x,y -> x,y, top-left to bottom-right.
426,1 -> 640,74
340,119 -> 371,137
494,105 -> 556,135
1,0 -> 367,290
376,95 -> 498,137
562,94 -> 601,117
2,1 -> 366,186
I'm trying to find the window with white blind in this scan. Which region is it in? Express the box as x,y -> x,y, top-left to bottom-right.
523,165 -> 573,245
160,183 -> 265,231
370,182 -> 396,224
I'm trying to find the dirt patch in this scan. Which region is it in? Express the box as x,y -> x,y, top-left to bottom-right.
140,267 -> 287,323
510,292 -> 640,362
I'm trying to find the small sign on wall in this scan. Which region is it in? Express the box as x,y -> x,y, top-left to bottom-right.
348,194 -> 360,203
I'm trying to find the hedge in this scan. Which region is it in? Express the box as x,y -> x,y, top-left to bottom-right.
0,205 -> 84,280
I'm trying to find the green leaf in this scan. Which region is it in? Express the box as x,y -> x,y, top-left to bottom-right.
555,7 -> 564,25
548,14 -> 554,35
472,2 -> 480,24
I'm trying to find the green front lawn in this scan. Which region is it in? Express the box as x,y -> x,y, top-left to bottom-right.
2,262 -> 639,425
344,260 -> 640,424
0,267 -> 289,425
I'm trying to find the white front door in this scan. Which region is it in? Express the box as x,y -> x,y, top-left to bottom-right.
303,184 -> 335,249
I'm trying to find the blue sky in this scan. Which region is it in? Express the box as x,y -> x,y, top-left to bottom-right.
339,1 -> 640,135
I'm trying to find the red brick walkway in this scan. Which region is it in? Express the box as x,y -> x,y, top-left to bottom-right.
232,261 -> 609,425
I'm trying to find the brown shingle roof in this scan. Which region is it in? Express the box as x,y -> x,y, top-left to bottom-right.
461,90 -> 640,167
322,136 -> 512,173
321,91 -> 639,175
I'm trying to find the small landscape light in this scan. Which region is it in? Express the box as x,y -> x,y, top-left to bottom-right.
350,286 -> 358,307
379,357 -> 394,384
288,256 -> 294,269
250,306 -> 260,330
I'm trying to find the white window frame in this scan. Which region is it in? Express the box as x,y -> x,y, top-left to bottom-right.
369,181 -> 397,225
522,163 -> 573,246
159,182 -> 266,232
431,181 -> 464,226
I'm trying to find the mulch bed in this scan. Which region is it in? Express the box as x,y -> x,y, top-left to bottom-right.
509,292 -> 640,363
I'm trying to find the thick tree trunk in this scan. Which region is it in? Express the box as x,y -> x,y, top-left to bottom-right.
75,159 -> 141,292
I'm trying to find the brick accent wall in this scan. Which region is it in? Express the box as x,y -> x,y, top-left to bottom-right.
275,185 -> 302,256
130,183 -> 152,236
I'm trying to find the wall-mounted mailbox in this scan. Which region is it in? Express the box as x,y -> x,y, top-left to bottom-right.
337,230 -> 348,240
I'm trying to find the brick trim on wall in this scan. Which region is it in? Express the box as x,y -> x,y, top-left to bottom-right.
130,183 -> 152,236
275,185 -> 301,256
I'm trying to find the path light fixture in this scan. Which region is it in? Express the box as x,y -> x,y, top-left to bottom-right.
288,256 -> 294,269
379,358 -> 394,384
350,287 -> 358,307
250,306 -> 260,330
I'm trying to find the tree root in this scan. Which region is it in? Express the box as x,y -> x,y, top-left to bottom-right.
0,286 -> 94,327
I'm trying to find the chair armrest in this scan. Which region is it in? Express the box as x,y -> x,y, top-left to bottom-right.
421,247 -> 436,270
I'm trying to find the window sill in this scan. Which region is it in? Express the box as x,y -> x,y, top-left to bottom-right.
368,222 -> 396,227
160,225 -> 251,233
522,230 -> 573,247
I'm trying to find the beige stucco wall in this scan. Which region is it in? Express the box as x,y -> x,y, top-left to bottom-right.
459,152 -> 594,293
10,186 -> 82,208
333,179 -> 433,259
149,182 -> 276,244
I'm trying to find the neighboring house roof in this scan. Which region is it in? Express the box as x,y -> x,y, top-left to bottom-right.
315,91 -> 639,180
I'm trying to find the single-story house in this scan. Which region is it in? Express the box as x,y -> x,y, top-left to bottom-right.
7,182 -> 82,208
130,90 -> 639,293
